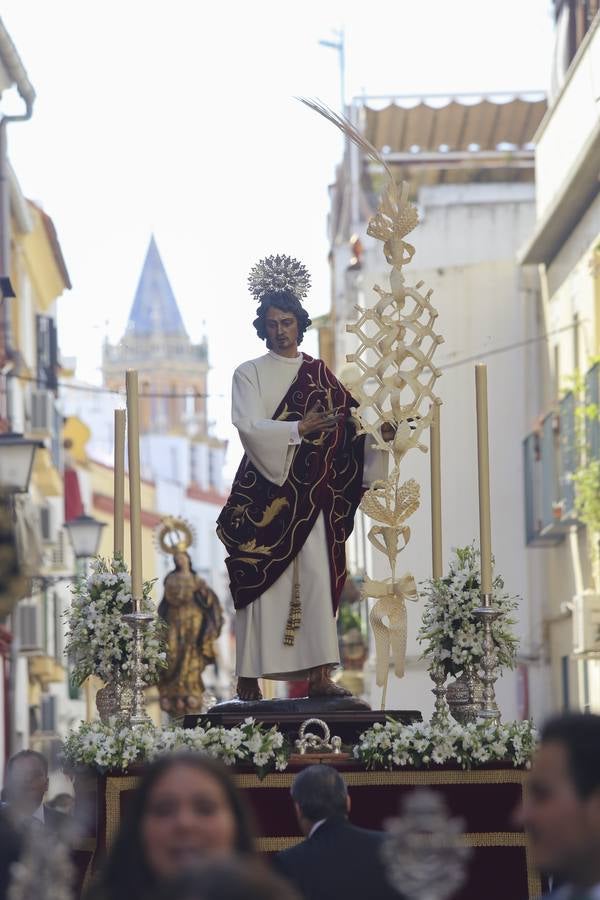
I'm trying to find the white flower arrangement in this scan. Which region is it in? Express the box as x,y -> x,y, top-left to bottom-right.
418,545 -> 518,679
64,556 -> 167,686
61,717 -> 289,778
62,716 -> 536,777
353,719 -> 536,770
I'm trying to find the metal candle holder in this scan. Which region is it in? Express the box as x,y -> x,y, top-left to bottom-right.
430,663 -> 450,729
122,607 -> 154,727
473,592 -> 500,723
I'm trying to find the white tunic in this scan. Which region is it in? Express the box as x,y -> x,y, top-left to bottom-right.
232,351 -> 384,679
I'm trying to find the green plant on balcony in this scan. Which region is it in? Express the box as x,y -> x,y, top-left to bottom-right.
573,460 -> 600,535
569,360 -> 600,579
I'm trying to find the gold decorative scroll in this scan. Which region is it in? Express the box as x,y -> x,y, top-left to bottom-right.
348,179 -> 443,706
298,99 -> 444,707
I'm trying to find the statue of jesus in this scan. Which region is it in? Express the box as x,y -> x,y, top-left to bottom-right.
217,255 -> 388,702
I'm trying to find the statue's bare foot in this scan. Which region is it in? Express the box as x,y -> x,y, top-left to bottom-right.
236,677 -> 263,702
308,666 -> 353,698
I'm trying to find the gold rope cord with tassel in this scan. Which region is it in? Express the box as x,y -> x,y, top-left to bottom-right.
284,556 -> 301,645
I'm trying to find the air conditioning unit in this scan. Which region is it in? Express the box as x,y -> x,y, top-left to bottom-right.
572,592 -> 600,655
18,602 -> 43,654
30,388 -> 55,435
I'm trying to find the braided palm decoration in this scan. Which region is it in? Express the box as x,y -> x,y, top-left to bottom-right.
299,99 -> 444,707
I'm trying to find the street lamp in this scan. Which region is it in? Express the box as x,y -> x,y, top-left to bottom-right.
65,514 -> 106,560
0,433 -> 42,494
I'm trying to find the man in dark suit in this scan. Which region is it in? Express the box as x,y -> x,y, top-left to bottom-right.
517,712 -> 600,899
273,764 -> 401,900
2,749 -> 68,834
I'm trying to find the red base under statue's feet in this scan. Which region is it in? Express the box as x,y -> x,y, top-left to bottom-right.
236,677 -> 263,702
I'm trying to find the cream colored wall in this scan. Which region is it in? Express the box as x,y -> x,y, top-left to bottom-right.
534,18 -> 600,217
529,194 -> 600,715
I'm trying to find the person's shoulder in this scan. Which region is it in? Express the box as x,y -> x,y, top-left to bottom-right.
302,354 -> 346,386
234,355 -> 269,379
276,837 -> 309,858
274,837 -> 310,867
333,820 -> 383,839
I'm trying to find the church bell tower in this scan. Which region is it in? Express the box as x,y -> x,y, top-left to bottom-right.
103,237 -> 208,436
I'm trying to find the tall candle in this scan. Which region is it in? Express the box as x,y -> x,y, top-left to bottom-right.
475,364 -> 493,595
114,409 -> 126,559
430,403 -> 443,579
126,371 -> 143,607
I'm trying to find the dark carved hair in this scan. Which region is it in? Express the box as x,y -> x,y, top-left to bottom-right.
541,712 -> 600,798
252,290 -> 311,345
290,764 -> 348,822
85,754 -> 256,900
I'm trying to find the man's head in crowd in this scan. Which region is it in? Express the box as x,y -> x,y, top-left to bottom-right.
290,765 -> 350,836
519,713 -> 600,888
4,750 -> 48,818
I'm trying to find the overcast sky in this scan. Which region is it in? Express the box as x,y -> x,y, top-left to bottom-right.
1,0 -> 555,474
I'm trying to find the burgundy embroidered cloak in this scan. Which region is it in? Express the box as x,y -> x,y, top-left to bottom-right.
217,355 -> 365,612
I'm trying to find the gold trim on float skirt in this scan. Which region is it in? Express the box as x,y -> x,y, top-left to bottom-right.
106,775 -> 142,847
257,836 -> 304,853
233,768 -> 528,789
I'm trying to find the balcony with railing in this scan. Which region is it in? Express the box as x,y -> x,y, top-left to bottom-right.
524,387 -> 586,546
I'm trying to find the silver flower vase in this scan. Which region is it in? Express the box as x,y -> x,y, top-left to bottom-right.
95,681 -> 120,723
445,663 -> 483,725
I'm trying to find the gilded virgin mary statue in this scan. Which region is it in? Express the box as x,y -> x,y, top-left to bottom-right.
156,518 -> 224,716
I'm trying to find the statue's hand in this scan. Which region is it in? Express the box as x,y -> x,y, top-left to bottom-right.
381,422 -> 396,442
298,403 -> 343,437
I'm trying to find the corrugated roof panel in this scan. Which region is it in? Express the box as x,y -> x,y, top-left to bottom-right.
458,99 -> 499,148
363,95 -> 547,153
429,102 -> 465,149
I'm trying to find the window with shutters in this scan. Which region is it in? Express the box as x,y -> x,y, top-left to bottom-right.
523,413 -> 570,546
40,695 -> 57,733
585,362 -> 600,461
35,315 -> 58,392
559,392 -> 578,514
18,602 -> 42,653
541,413 -> 560,528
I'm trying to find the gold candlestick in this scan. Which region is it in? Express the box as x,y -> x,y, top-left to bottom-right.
475,364 -> 492,594
114,409 -> 126,559
126,371 -> 143,610
123,370 -> 151,727
430,403 -> 443,580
